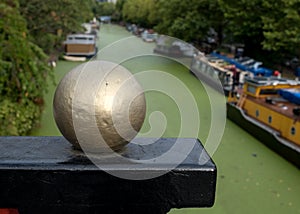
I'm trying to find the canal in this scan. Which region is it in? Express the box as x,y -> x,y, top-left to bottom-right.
31,24 -> 300,214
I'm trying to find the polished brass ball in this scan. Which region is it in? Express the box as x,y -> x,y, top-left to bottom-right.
53,61 -> 146,152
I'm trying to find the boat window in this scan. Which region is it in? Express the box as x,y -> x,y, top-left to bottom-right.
208,67 -> 215,75
74,37 -> 88,40
268,116 -> 272,123
255,110 -> 259,117
291,127 -> 296,135
247,85 -> 256,94
200,63 -> 206,72
213,70 -> 219,79
89,38 -> 93,40
259,89 -> 278,95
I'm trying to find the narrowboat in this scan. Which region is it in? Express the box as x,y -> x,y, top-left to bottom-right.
227,76 -> 300,167
63,34 -> 97,58
141,30 -> 158,42
190,53 -> 252,95
153,36 -> 195,58
210,52 -> 273,76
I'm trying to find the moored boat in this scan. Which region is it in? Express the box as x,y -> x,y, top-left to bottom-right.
141,29 -> 158,42
211,52 -> 273,77
227,76 -> 300,167
63,34 -> 97,58
190,53 -> 252,95
153,36 -> 195,58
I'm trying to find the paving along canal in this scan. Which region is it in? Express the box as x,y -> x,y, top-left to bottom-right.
31,24 -> 300,214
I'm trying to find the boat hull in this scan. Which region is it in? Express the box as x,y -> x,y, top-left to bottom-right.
227,102 -> 300,167
63,55 -> 87,62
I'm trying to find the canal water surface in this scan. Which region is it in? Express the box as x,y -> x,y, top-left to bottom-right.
32,24 -> 300,214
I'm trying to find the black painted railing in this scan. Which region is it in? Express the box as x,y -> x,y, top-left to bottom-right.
0,137 -> 216,214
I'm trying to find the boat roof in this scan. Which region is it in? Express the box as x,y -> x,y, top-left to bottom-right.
245,76 -> 300,86
211,52 -> 274,76
64,34 -> 96,44
247,95 -> 299,119
67,34 -> 95,38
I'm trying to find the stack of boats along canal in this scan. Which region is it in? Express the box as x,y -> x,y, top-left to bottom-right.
190,52 -> 253,95
210,52 -> 274,77
190,51 -> 300,166
227,76 -> 300,167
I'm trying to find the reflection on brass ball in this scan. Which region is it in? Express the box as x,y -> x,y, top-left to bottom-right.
53,60 -> 146,152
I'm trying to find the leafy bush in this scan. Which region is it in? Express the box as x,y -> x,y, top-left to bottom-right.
1,0 -> 96,136
0,0 -> 53,135
0,99 -> 40,135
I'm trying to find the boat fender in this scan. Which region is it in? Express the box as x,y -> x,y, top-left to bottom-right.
265,97 -> 273,104
292,107 -> 300,116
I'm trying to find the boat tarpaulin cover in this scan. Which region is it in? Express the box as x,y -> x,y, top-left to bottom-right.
278,88 -> 300,105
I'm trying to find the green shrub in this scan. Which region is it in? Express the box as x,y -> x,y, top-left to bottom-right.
0,0 -> 53,136
0,99 -> 41,135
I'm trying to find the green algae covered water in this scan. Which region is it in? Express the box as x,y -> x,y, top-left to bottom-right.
32,24 -> 300,214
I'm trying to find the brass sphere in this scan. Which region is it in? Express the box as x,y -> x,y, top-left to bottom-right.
53,60 -> 146,152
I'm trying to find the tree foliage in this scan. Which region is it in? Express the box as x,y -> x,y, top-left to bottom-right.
121,0 -> 224,43
122,0 -> 158,27
261,0 -> 300,55
93,2 -> 115,16
19,0 -> 94,54
220,0 -> 300,62
0,0 -> 53,135
154,0 -> 211,42
0,0 -> 97,136
219,0 -> 267,56
119,0 -> 300,60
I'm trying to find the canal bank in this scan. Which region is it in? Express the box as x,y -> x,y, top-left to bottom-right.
32,24 -> 300,214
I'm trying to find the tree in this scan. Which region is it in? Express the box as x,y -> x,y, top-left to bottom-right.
261,0 -> 300,56
219,0 -> 300,64
19,0 -> 94,54
120,0 -> 300,66
154,0 -> 214,43
122,0 -> 158,27
120,0 -> 226,44
219,0 -> 267,56
116,0 -> 126,11
94,2 -> 115,16
209,0 -> 227,46
0,0 -> 53,135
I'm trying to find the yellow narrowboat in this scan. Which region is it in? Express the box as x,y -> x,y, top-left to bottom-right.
227,76 -> 300,167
